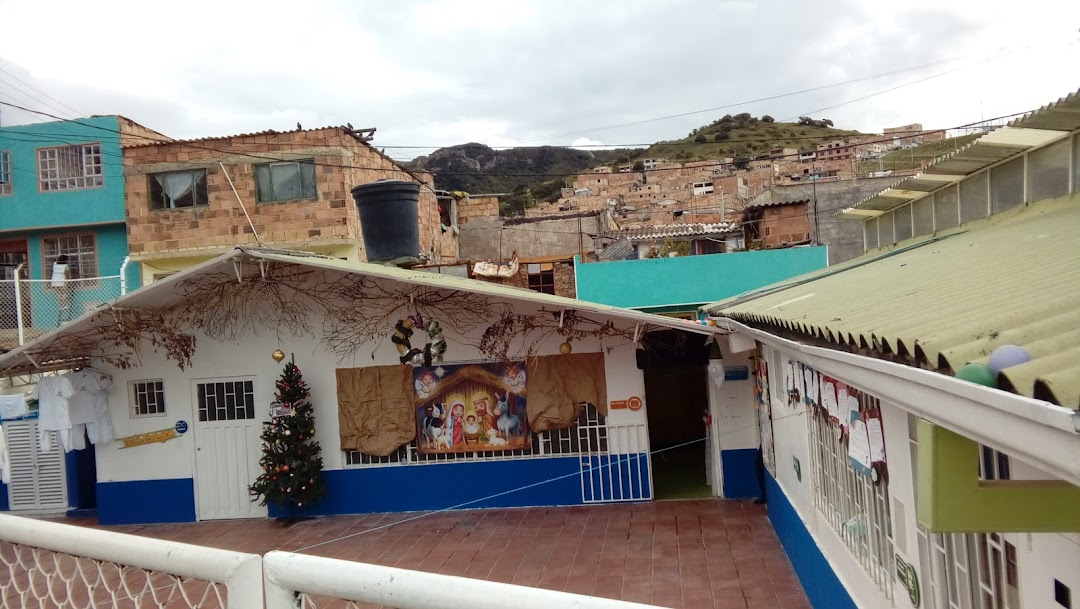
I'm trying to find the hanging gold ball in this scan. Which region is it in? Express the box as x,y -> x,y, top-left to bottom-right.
559,341 -> 573,355
272,349 -> 286,363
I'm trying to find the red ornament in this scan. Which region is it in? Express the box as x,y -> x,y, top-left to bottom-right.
283,465 -> 290,472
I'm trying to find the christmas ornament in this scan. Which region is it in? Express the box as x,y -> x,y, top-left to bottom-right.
988,345 -> 1031,374
559,341 -> 573,355
272,349 -> 286,363
956,363 -> 995,387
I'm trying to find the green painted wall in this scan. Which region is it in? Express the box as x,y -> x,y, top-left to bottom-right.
575,247 -> 829,310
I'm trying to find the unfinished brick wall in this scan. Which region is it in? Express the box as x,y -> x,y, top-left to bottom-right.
760,202 -> 811,247
457,195 -> 501,225
473,260 -> 576,298
116,116 -> 173,149
123,127 -> 456,263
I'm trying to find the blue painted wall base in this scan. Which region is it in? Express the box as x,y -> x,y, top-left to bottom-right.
721,449 -> 759,499
270,456 -> 593,518
765,473 -> 856,609
97,479 -> 196,525
0,483 -> 8,511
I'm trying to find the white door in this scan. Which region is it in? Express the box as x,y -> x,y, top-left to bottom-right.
192,378 -> 266,520
4,419 -> 68,512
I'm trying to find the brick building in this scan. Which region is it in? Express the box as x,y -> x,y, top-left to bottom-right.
470,254 -> 577,298
122,126 -> 457,284
742,199 -> 811,249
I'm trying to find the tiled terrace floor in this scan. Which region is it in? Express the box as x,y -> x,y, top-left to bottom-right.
89,499 -> 809,609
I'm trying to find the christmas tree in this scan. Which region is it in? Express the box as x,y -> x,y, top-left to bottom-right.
249,361 -> 325,513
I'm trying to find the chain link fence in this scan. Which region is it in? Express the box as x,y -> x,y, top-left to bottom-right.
0,274 -> 123,351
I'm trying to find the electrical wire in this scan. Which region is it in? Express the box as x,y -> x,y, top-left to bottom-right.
0,66 -> 83,117
294,407 -> 805,553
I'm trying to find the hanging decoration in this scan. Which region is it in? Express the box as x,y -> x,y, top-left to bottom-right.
478,309 -> 641,361
249,361 -> 325,514
391,314 -> 447,366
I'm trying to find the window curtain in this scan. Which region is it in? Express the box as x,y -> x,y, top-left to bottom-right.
336,365 -> 415,456
526,352 -> 608,432
154,172 -> 196,208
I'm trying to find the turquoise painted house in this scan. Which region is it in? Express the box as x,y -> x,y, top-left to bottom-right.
0,116 -> 164,516
0,116 -> 157,348
574,247 -> 829,504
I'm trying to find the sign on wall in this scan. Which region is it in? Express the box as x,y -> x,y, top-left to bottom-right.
414,362 -> 530,454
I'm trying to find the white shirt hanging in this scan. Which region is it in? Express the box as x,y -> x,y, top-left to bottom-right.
0,393 -> 29,420
31,376 -> 75,452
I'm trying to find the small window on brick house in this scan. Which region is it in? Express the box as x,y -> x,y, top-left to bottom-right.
527,263 -> 555,295
37,143 -> 103,191
764,226 -> 772,237
254,160 -> 317,203
0,150 -> 12,195
149,169 -> 208,210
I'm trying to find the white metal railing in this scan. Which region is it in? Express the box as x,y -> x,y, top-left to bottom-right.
0,512 -> 263,609
0,272 -> 122,349
263,551 -> 670,609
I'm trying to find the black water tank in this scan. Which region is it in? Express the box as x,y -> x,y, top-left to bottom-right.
351,180 -> 421,265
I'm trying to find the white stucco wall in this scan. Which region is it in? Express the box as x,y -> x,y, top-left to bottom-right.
763,340 -> 1079,609
92,289 -> 652,485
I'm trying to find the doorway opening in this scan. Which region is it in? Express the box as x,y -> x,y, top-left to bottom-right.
640,331 -> 712,500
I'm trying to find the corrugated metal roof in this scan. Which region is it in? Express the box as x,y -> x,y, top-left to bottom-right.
839,88 -> 1080,219
747,199 -> 810,209
705,194 -> 1080,409
121,125 -> 367,149
617,222 -> 739,241
0,248 -> 722,377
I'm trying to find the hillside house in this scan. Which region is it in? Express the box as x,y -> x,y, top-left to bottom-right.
122,126 -> 457,285
742,199 -> 811,249
0,116 -> 165,351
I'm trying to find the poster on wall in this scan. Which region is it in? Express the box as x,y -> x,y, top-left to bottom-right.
414,362 -> 530,454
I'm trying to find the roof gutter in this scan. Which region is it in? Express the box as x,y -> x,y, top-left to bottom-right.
720,318 -> 1080,487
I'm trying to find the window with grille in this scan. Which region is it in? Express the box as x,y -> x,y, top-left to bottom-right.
0,150 -> 11,195
527,263 -> 555,295
41,234 -> 97,280
808,390 -> 895,598
129,380 -> 166,417
254,160 -> 317,203
37,144 -> 103,191
149,169 -> 208,209
346,402 -> 606,467
196,379 -> 256,422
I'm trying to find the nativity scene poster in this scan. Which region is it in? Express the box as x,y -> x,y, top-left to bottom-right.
414,362 -> 529,454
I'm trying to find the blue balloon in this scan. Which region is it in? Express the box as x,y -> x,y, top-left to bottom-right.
988,345 -> 1031,374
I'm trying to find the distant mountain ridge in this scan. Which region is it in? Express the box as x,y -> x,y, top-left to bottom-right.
406,143 -> 637,195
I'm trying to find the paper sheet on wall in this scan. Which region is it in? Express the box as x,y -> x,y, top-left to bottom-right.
821,378 -> 839,422
803,368 -> 819,405
836,384 -> 851,430
867,416 -> 886,463
847,412 -> 873,475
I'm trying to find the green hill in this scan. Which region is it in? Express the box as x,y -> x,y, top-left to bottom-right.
638,113 -> 862,162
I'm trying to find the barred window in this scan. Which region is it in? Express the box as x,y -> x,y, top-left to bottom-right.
130,380 -> 166,418
345,403 -> 606,467
0,150 -> 12,195
37,144 -> 103,191
196,379 -> 256,422
808,391 -> 895,598
41,234 -> 97,280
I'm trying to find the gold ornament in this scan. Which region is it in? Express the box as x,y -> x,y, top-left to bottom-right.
272,349 -> 286,363
559,341 -> 573,355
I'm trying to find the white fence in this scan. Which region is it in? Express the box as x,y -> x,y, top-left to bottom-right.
263,551 -> 668,609
0,514 -> 671,609
0,264 -> 125,350
0,513 -> 262,608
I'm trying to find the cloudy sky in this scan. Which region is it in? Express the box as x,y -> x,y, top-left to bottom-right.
1,0 -> 1077,160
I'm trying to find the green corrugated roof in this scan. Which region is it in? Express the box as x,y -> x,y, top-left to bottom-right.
705,193 -> 1080,408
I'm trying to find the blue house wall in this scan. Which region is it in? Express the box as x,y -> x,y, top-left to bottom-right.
575,247 -> 829,311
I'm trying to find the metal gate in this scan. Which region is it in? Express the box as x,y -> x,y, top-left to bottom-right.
578,412 -> 651,503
